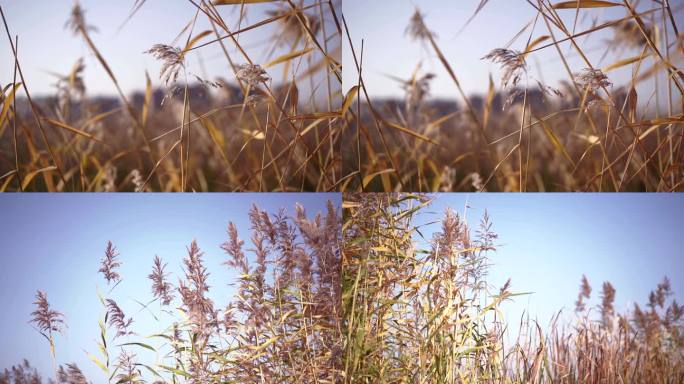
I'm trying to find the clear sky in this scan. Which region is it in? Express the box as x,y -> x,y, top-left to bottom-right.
0,0 -> 338,97
415,193 -> 683,331
0,193 -> 339,380
342,0 -> 682,105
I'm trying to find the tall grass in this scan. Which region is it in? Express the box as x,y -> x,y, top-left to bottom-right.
342,193 -> 684,383
341,1 -> 684,191
0,0 -> 342,191
24,201 -> 341,383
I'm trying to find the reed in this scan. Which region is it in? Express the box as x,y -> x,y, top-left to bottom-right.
23,201 -> 341,383
0,0 -> 342,192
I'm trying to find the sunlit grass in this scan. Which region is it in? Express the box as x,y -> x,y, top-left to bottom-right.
342,193 -> 684,383
0,0 -> 342,191
341,1 -> 684,192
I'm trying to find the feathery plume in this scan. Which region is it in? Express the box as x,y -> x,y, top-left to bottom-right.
406,9 -> 434,41
99,241 -> 121,285
476,209 -> 497,251
235,64 -> 270,88
64,1 -> 97,35
221,222 -> 248,274
149,255 -> 174,306
575,275 -> 592,312
105,299 -> 133,338
30,290 -> 65,336
482,48 -> 527,88
574,68 -> 611,104
179,240 -> 215,332
601,281 -> 616,326
145,44 -> 184,85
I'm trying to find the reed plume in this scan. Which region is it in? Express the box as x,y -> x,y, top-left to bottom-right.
98,241 -> 121,285
148,255 -> 174,306
105,299 -> 133,339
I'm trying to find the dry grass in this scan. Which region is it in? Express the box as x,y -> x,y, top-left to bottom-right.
0,0 -> 342,191
341,1 -> 684,191
24,201 -> 342,383
342,193 -> 684,383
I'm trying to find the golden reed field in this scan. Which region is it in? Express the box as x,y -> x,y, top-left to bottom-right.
340,0 -> 684,192
342,193 -> 683,383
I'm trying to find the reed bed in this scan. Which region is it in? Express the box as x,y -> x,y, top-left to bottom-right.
0,0 -> 342,191
341,1 -> 684,191
342,193 -> 684,383
20,201 -> 341,383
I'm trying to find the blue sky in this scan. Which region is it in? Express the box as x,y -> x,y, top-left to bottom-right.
0,0 -> 339,98
342,0 -> 682,109
416,193 -> 684,329
0,193 -> 339,380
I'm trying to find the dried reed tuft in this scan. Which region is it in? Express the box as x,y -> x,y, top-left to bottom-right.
235,63 -> 270,88
145,44 -> 184,85
105,298 -> 133,338
64,1 -> 96,35
405,9 -> 434,41
482,48 -> 527,88
30,290 -> 65,336
98,241 -> 121,285
148,255 -> 174,306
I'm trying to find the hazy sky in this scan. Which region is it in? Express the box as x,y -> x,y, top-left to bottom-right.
418,193 -> 684,330
0,193 -> 339,380
342,0 -> 682,106
0,0 -> 339,97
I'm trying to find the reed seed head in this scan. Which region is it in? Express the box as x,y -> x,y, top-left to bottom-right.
149,255 -> 174,306
575,274 -> 592,312
482,48 -> 527,88
105,298 -> 133,339
99,241 -> 121,285
146,44 -> 184,85
574,68 -> 611,102
406,9 -> 434,41
30,290 -> 65,335
235,64 -> 270,88
65,1 -> 96,35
